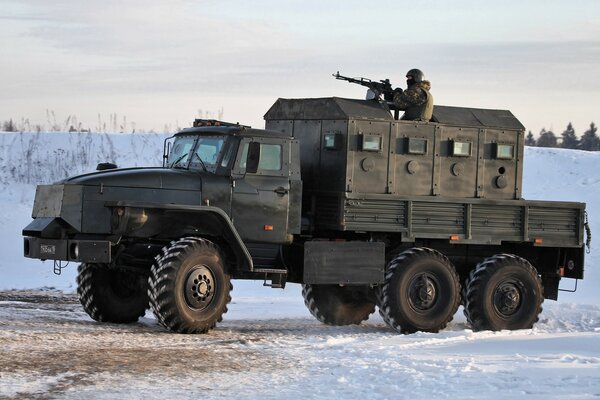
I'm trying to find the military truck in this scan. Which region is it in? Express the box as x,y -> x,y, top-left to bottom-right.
23,97 -> 589,334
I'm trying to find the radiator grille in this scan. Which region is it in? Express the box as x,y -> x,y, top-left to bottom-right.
314,195 -> 342,227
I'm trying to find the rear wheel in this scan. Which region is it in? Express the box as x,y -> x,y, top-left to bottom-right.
378,247 -> 461,334
464,254 -> 543,331
148,237 -> 232,334
77,263 -> 149,323
302,284 -> 375,325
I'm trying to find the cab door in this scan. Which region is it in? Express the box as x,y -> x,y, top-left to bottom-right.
231,137 -> 291,244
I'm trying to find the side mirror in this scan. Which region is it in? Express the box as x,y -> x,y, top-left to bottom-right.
162,136 -> 175,167
246,142 -> 260,174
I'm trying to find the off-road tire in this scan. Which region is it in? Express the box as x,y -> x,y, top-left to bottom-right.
378,247 -> 461,334
148,237 -> 232,334
302,284 -> 375,325
464,254 -> 543,331
77,263 -> 149,323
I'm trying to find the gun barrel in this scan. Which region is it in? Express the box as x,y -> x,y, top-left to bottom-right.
333,72 -> 394,101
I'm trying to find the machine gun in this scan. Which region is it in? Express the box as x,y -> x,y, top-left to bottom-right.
333,71 -> 398,100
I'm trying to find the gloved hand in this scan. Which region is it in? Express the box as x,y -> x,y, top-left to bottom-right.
383,91 -> 395,102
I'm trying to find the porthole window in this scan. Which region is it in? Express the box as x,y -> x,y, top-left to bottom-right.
495,144 -> 514,160
451,141 -> 471,157
407,138 -> 428,155
324,133 -> 342,150
360,134 -> 382,152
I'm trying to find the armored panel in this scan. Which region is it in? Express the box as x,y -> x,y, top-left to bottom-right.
264,97 -> 526,205
319,120 -> 349,192
32,184 -> 83,231
291,119 -> 322,190
265,119 -> 294,136
438,126 -> 480,198
481,129 -> 523,199
390,122 -> 437,196
348,119 -> 390,194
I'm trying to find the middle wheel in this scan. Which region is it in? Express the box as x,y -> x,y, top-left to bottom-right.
302,284 -> 376,325
378,247 -> 461,334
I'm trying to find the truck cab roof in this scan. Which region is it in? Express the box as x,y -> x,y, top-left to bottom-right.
178,125 -> 291,139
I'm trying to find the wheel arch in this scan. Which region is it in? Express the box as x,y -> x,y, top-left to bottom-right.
107,201 -> 253,273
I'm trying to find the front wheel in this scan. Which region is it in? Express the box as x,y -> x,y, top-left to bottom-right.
378,247 -> 461,334
148,237 -> 232,334
464,254 -> 543,331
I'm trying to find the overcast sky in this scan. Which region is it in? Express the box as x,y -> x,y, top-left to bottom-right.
1,0 -> 599,135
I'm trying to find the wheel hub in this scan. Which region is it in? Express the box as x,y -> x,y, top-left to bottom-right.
493,281 -> 522,317
408,273 -> 438,311
184,265 -> 215,310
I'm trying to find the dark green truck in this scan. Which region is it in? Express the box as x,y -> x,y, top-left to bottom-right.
23,97 -> 589,334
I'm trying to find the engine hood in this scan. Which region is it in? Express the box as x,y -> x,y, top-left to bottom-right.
60,167 -> 202,191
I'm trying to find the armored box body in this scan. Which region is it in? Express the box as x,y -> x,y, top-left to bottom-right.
264,98 -> 525,201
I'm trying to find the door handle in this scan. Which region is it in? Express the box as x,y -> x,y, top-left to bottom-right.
273,187 -> 289,196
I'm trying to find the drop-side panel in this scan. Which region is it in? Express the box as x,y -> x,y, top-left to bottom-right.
344,198 -> 407,232
412,201 -> 464,235
338,194 -> 584,248
471,204 -> 522,241
528,207 -> 580,245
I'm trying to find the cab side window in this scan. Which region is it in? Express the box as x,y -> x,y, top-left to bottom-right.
258,144 -> 282,170
239,143 -> 282,171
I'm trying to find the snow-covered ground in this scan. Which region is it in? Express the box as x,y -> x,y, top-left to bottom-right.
1,132 -> 599,399
1,291 -> 599,399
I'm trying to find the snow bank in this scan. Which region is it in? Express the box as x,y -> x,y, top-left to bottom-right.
522,147 -> 599,304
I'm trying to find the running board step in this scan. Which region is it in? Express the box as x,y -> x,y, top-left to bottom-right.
254,268 -> 287,274
253,268 -> 287,289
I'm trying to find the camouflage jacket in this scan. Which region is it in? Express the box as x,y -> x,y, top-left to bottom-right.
393,80 -> 433,121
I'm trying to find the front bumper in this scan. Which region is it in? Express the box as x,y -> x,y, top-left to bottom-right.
24,237 -> 111,263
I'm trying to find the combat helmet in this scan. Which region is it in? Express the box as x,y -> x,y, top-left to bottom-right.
406,68 -> 424,83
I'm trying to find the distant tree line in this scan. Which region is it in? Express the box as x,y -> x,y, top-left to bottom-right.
525,122 -> 599,151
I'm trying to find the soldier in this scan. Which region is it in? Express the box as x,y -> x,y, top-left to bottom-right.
392,68 -> 433,122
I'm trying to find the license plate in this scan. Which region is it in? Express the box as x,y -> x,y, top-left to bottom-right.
40,244 -> 56,255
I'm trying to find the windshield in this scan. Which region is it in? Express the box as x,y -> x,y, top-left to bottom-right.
168,135 -> 227,170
